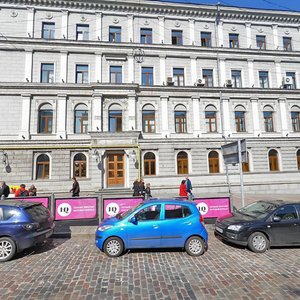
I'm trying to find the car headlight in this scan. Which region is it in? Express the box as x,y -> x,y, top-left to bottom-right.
227,225 -> 243,231
97,225 -> 113,232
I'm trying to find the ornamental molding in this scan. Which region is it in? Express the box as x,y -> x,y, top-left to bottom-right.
10,10 -> 18,17
45,12 -> 53,19
3,0 -> 300,24
103,98 -> 128,110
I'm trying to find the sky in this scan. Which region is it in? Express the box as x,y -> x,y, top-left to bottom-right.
155,0 -> 300,12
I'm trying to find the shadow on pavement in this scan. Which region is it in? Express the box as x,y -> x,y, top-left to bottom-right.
127,248 -> 185,255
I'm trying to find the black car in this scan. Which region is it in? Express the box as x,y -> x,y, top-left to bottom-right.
215,200 -> 300,253
0,200 -> 54,262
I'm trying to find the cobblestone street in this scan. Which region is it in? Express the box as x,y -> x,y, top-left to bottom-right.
0,228 -> 300,300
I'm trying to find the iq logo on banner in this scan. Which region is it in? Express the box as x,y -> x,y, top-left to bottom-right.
106,202 -> 120,216
197,202 -> 209,215
57,203 -> 72,217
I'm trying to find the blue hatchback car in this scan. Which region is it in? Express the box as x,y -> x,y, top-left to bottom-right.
95,199 -> 208,257
0,200 -> 54,262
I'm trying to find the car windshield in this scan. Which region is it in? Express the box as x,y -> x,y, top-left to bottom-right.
238,201 -> 280,219
116,203 -> 144,220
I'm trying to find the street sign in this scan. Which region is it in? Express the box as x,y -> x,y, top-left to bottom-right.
221,139 -> 247,165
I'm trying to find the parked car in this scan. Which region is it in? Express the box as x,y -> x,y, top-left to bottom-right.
96,199 -> 208,257
0,200 -> 54,262
215,200 -> 300,253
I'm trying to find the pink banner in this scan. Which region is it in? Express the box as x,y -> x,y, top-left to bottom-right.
193,197 -> 231,218
15,197 -> 49,208
55,198 -> 97,220
103,197 -> 144,219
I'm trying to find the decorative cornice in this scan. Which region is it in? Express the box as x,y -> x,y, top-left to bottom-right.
1,0 -> 300,24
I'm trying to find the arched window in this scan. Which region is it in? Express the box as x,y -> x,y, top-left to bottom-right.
38,103 -> 53,133
297,149 -> 300,170
174,104 -> 187,133
242,151 -> 250,172
142,104 -> 155,133
208,151 -> 219,173
73,153 -> 87,178
36,154 -> 50,179
74,104 -> 88,133
144,152 -> 156,175
291,105 -> 300,132
205,105 -> 217,132
235,105 -> 246,132
109,104 -> 122,132
177,151 -> 188,174
269,149 -> 279,171
263,105 -> 274,132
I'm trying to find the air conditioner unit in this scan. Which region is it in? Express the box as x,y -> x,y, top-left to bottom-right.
226,79 -> 233,87
196,78 -> 205,86
283,76 -> 293,85
166,77 -> 174,86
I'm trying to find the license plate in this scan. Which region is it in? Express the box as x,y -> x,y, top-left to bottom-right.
215,226 -> 223,234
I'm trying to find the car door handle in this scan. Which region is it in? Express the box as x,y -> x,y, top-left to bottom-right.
152,225 -> 159,229
184,222 -> 192,226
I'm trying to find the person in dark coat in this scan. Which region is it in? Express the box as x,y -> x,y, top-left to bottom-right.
132,179 -> 140,196
139,179 -> 146,198
144,183 -> 152,200
70,177 -> 80,197
28,184 -> 37,196
0,181 -> 10,199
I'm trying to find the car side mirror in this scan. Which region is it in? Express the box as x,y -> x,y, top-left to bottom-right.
273,216 -> 281,222
129,215 -> 138,224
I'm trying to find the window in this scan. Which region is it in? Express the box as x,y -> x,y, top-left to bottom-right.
291,106 -> 300,132
76,65 -> 89,83
74,104 -> 88,133
229,33 -> 239,48
42,22 -> 55,39
41,63 -> 54,83
109,26 -> 121,43
205,105 -> 217,132
110,66 -> 122,83
177,151 -> 188,174
283,37 -> 292,51
202,69 -> 213,87
140,28 -> 152,44
269,149 -> 279,171
141,67 -> 153,86
144,152 -> 156,175
263,106 -> 274,132
173,68 -> 184,86
109,106 -> 122,132
136,204 -> 161,221
36,154 -> 50,179
175,105 -> 187,133
242,152 -> 250,172
235,106 -> 246,132
259,71 -> 269,88
38,104 -> 53,134
76,24 -> 89,41
201,32 -> 211,47
73,153 -> 87,178
172,30 -> 182,45
231,70 -> 242,88
297,149 -> 300,170
208,151 -> 219,173
165,205 -> 191,219
256,35 -> 266,49
275,205 -> 297,220
142,104 -> 155,133
286,72 -> 296,89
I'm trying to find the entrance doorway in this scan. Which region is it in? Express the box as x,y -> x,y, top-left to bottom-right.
107,153 -> 125,187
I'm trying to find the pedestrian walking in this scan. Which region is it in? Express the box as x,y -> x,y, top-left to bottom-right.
69,177 -> 80,197
15,184 -> 29,197
0,181 -> 10,199
139,179 -> 146,198
132,178 -> 140,196
144,183 -> 152,200
185,176 -> 194,200
28,184 -> 37,196
179,180 -> 187,197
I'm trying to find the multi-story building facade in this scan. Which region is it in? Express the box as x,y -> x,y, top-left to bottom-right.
1,0 -> 300,196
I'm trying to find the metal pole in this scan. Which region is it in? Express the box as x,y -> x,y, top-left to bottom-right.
238,139 -> 245,207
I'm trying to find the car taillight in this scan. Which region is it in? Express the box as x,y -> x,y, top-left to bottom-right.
200,214 -> 204,223
22,223 -> 40,231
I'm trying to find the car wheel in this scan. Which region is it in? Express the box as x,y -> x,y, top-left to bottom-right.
103,237 -> 124,257
185,236 -> 205,256
0,237 -> 16,262
248,232 -> 269,253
